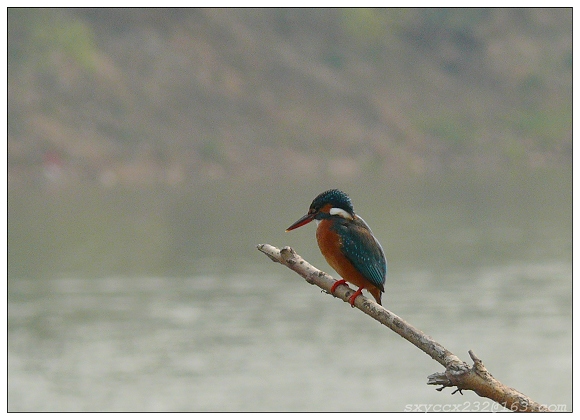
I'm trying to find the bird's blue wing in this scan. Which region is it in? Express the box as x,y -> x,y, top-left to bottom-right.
335,216 -> 387,291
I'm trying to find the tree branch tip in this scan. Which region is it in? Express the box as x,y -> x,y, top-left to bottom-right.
257,244 -> 281,263
427,372 -> 450,387
468,350 -> 488,375
468,350 -> 481,364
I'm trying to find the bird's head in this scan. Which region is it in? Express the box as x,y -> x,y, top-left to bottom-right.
286,189 -> 354,231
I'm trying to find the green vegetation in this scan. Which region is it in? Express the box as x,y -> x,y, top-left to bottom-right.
8,8 -> 96,71
8,8 -> 571,186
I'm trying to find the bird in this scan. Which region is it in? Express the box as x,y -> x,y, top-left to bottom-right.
286,189 -> 387,307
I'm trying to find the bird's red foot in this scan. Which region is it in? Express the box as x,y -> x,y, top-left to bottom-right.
348,287 -> 364,307
330,279 -> 348,296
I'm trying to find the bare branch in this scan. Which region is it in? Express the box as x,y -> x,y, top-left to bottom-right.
257,244 -> 550,412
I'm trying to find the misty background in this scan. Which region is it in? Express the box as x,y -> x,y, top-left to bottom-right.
8,8 -> 571,412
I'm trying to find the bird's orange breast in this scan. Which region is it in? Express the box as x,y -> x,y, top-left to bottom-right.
316,218 -> 382,304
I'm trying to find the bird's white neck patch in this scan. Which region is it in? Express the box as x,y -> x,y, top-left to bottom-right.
329,207 -> 353,220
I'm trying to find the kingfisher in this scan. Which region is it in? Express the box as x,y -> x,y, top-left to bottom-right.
286,189 -> 387,307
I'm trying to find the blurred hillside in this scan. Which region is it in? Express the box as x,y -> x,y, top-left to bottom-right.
8,8 -> 572,187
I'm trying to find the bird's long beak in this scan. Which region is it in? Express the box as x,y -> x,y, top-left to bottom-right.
286,213 -> 315,231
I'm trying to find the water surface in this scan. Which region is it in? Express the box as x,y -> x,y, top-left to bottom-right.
8,170 -> 572,411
